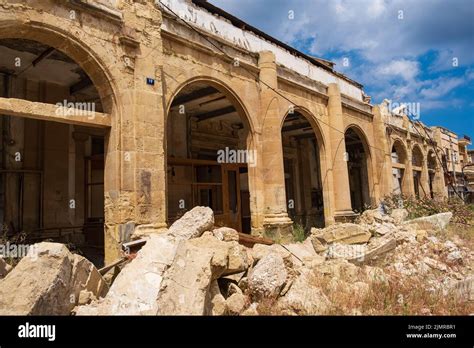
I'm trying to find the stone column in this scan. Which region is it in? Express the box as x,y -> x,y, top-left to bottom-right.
432,156 -> 448,199
327,83 -> 357,220
372,105 -> 393,200
403,148 -> 416,196
431,129 -> 449,199
259,51 -> 292,239
420,155 -> 431,197
103,4 -> 167,263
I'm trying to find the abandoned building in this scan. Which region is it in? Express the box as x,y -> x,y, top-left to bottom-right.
0,0 -> 471,265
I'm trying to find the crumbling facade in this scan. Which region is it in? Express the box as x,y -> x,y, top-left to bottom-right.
0,0 -> 468,264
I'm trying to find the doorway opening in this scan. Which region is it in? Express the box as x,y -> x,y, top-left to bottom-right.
281,110 -> 325,231
0,38 -> 106,265
167,82 -> 252,233
345,127 -> 370,213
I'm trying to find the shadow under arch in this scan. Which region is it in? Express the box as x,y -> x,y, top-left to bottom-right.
280,106 -> 329,229
165,76 -> 257,233
0,20 -> 121,264
344,124 -> 374,212
426,149 -> 438,198
0,20 -> 118,113
165,76 -> 255,136
411,144 -> 425,197
391,138 -> 409,195
392,138 -> 408,164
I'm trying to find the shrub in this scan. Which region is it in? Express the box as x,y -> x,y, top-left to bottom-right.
292,223 -> 306,242
382,194 -> 474,226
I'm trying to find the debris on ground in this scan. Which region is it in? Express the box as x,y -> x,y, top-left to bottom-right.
0,242 -> 108,315
0,205 -> 472,316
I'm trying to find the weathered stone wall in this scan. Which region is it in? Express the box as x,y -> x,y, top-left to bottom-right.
0,0 -> 446,262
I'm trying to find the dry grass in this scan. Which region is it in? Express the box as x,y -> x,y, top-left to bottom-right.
438,223 -> 474,248
253,270 -> 473,316
318,275 -> 473,315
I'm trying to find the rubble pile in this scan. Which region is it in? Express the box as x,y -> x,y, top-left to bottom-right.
0,206 -> 471,315
0,243 -> 108,315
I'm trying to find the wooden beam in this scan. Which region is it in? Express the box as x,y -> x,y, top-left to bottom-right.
32,47 -> 55,67
0,97 -> 111,128
171,87 -> 219,107
195,105 -> 236,122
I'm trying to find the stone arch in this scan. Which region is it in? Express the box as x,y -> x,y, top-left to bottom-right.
427,149 -> 438,170
165,76 -> 255,136
411,144 -> 424,197
391,138 -> 408,195
0,19 -> 121,264
412,144 -> 424,167
0,20 -> 118,113
344,124 -> 374,212
344,124 -> 372,158
391,138 -> 408,164
280,106 -> 329,229
165,77 -> 256,233
280,106 -> 327,149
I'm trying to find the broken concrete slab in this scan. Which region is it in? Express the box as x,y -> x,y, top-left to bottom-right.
284,238 -> 324,266
370,222 -> 397,236
188,234 -> 231,279
0,242 -> 108,315
169,206 -> 214,240
278,269 -> 331,315
213,227 -> 239,242
405,212 -> 453,231
361,234 -> 397,263
156,240 -> 214,315
226,242 -> 251,275
310,236 -> 328,253
251,243 -> 291,262
248,253 -> 287,299
311,223 -> 371,245
284,238 -> 317,260
76,234 -> 178,315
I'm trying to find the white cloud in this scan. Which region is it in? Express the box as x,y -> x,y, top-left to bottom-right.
367,0 -> 386,18
420,76 -> 464,99
209,0 -> 474,123
377,59 -> 419,81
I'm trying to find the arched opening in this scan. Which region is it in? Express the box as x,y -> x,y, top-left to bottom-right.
412,145 -> 424,198
344,127 -> 371,212
0,38 -> 109,265
427,150 -> 437,198
281,110 -> 325,231
391,140 -> 407,195
166,80 -> 253,233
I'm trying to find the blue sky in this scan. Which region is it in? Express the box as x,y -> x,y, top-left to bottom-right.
209,0 -> 474,145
